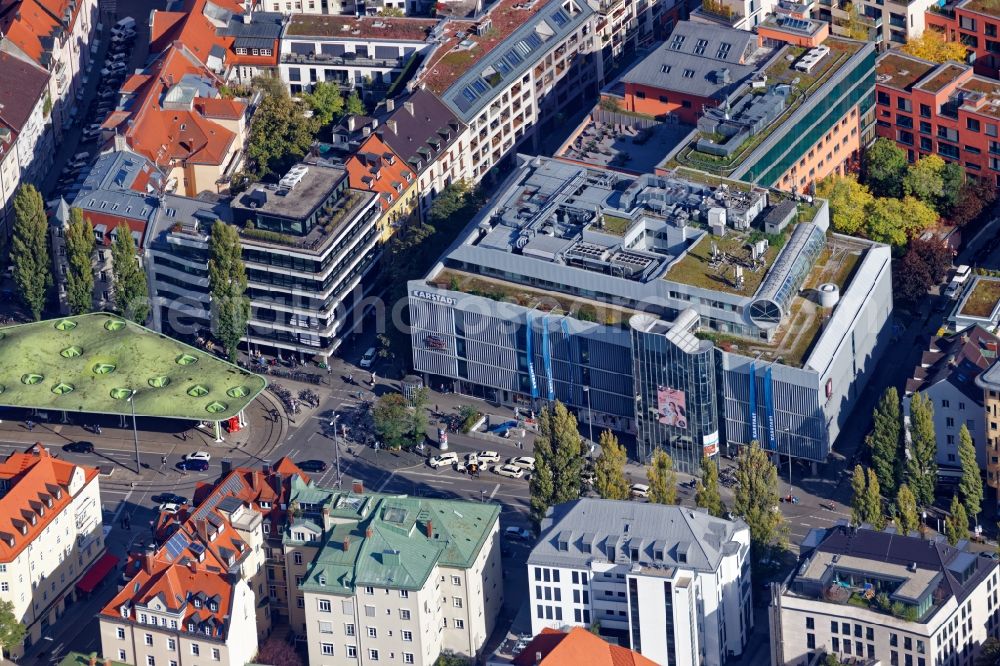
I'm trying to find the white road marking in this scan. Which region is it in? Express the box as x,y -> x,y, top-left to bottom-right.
489,483 -> 501,499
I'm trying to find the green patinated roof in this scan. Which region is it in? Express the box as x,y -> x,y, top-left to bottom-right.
287,476 -> 499,594
0,313 -> 265,420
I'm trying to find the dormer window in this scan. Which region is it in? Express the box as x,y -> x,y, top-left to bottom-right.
209,602 -> 217,612
259,501 -> 271,509
19,524 -> 27,535
193,599 -> 201,608
204,626 -> 211,636
120,605 -> 130,618
187,622 -> 195,632
319,575 -> 326,586
235,47 -> 247,55
28,515 -> 36,526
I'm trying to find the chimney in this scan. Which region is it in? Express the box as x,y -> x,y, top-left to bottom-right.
348,115 -> 356,131
425,520 -> 433,538
262,460 -> 272,474
142,547 -> 155,575
273,472 -> 284,499
535,652 -> 542,665
196,518 -> 209,543
404,101 -> 414,115
385,98 -> 395,112
250,471 -> 259,492
352,479 -> 364,494
188,559 -> 198,574
365,527 -> 373,538
386,119 -> 397,135
342,536 -> 350,551
362,126 -> 371,137
988,341 -> 999,353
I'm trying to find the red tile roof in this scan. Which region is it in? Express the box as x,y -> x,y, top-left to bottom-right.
0,0 -> 84,67
346,135 -> 416,212
195,97 -> 245,120
512,628 -> 659,666
150,0 -> 280,69
0,51 -> 50,133
0,444 -> 99,562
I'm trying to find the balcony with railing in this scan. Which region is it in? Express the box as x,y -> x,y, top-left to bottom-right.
282,52 -> 401,68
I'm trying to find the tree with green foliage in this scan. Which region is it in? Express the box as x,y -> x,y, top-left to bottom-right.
647,450 -> 678,504
734,441 -> 786,564
110,223 -> 149,323
593,430 -> 629,500
958,424 -> 984,522
939,161 -> 965,214
945,494 -> 970,545
434,652 -> 472,666
530,402 -> 583,521
903,154 -> 946,208
64,208 -> 95,315
696,456 -> 726,517
863,138 -> 908,198
10,184 -> 51,320
864,467 -> 885,529
304,81 -> 344,127
976,637 -> 1000,666
851,464 -> 868,526
868,386 -> 903,498
373,393 -> 412,449
346,90 -> 365,116
895,483 -> 920,535
864,195 -> 938,247
247,92 -> 317,178
209,222 -> 250,362
822,654 -> 847,666
908,392 -> 938,507
816,175 -> 873,236
409,386 -> 429,445
378,6 -> 405,15
0,600 -> 24,659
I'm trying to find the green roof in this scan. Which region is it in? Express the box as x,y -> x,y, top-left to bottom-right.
288,477 -> 500,594
0,313 -> 265,420
60,653 -> 129,666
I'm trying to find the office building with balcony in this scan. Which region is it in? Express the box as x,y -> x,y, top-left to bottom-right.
279,15 -> 437,101
875,51 -> 1000,183
659,31 -> 876,193
690,0 -> 777,30
148,161 -> 381,361
528,499 -> 752,666
769,524 -> 1000,666
0,444 -> 105,659
408,155 -> 893,469
416,0 -> 602,181
282,475 -> 502,665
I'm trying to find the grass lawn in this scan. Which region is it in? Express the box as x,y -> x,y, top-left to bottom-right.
601,214 -> 632,236
664,231 -> 779,295
960,277 -> 1000,318
0,313 -> 265,420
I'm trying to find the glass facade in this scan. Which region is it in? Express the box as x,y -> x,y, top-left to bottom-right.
631,314 -> 718,473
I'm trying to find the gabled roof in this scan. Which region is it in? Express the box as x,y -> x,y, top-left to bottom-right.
150,0 -> 281,69
0,443 -> 99,562
345,135 -> 416,212
906,324 -> 998,402
0,50 -> 50,132
0,0 -> 85,67
377,89 -> 464,175
511,628 -> 658,666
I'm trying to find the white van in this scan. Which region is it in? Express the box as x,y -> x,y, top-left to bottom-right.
945,264 -> 972,299
359,347 -> 376,368
113,16 -> 136,33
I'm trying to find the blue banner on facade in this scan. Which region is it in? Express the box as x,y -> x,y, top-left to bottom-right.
749,362 -> 758,442
765,367 -> 777,451
541,315 -> 555,401
525,313 -> 538,399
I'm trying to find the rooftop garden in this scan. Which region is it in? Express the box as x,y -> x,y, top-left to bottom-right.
920,64 -> 966,93
960,0 -> 1000,16
664,229 -> 782,295
431,270 -> 637,326
0,313 -> 265,420
600,213 -> 633,236
959,277 -> 1000,318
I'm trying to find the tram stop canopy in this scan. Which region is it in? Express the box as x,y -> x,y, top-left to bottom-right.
0,313 -> 265,421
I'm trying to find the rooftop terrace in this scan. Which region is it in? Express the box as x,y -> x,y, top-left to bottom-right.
0,313 -> 265,420
918,63 -> 968,93
664,227 -> 783,296
875,52 -> 937,91
960,0 -> 1000,16
958,276 -> 1000,318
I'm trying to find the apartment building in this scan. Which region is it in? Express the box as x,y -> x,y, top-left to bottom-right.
281,475 -> 503,664
344,134 -> 419,240
769,524 -> 1000,666
860,0 -> 939,46
416,0 -> 602,182
875,51 -> 1000,183
926,0 -> 1000,77
0,0 -> 99,139
977,359 -> 1000,506
905,325 -> 999,471
279,15 -> 437,100
148,160 -> 382,361
690,0 -> 777,30
99,545 -> 258,666
409,155 -> 892,468
102,45 -> 248,197
0,51 -> 51,238
505,627 -> 658,666
377,89 -> 470,215
0,444 -> 105,658
527,499 -> 751,665
659,30 -> 876,192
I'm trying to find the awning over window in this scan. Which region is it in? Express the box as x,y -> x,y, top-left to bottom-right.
76,552 -> 119,593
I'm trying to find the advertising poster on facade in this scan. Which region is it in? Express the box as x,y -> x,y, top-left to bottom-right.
657,386 -> 688,428
703,431 -> 719,457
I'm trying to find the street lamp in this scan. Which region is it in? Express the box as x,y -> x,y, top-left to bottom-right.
330,414 -> 343,489
582,386 -> 594,448
783,426 -> 793,496
127,389 -> 141,474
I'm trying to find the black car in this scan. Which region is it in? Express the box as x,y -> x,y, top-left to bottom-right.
63,441 -> 94,453
177,459 -> 209,471
151,493 -> 188,505
297,459 -> 328,473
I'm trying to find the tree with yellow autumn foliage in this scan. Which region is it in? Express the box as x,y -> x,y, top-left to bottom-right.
901,30 -> 968,63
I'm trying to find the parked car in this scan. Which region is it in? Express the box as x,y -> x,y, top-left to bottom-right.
580,469 -> 595,486
474,450 -> 501,463
492,463 -> 524,479
428,452 -> 458,468
630,483 -> 649,499
503,526 -> 532,541
185,451 -> 211,463
359,347 -> 377,368
151,493 -> 188,505
63,441 -> 94,453
297,459 -> 328,473
159,502 -> 181,515
506,456 -> 535,471
176,458 -> 209,471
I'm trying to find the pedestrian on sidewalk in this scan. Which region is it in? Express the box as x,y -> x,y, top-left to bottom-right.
25,420 -> 34,432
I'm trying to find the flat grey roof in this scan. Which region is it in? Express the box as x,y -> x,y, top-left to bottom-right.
232,164 -> 346,220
